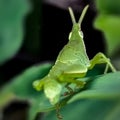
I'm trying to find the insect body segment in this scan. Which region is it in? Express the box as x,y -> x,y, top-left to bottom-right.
33,5 -> 116,105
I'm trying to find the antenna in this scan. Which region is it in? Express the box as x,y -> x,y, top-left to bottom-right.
68,7 -> 76,24
78,5 -> 89,25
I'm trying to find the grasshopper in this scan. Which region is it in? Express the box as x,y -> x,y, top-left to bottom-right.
33,5 -> 116,105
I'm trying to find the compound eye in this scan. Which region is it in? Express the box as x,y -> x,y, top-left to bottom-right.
79,31 -> 84,39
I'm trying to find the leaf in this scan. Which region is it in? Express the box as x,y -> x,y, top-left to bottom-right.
1,63 -> 51,98
0,62 -> 56,120
43,71 -> 120,120
94,0 -> 120,56
96,0 -> 120,14
28,92 -> 55,120
94,15 -> 120,55
68,71 -> 120,103
0,0 -> 31,64
0,62 -> 118,120
44,99 -> 120,120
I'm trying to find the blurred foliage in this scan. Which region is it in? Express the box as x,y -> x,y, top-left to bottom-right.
44,99 -> 120,120
0,0 -> 31,64
0,62 -> 120,120
94,0 -> 120,56
95,0 -> 120,14
0,63 -> 53,120
43,71 -> 120,120
24,0 -> 41,55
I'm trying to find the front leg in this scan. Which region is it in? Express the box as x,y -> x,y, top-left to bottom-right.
89,52 -> 116,73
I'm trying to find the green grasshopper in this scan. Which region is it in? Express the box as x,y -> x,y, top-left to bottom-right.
33,5 -> 116,105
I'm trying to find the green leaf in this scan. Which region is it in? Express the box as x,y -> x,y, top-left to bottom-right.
28,92 -> 55,120
0,0 -> 31,64
94,15 -> 120,55
96,0 -> 120,14
0,62 -> 55,120
1,63 -> 52,98
43,71 -> 120,120
68,71 -> 120,103
94,0 -> 120,56
44,99 -> 120,120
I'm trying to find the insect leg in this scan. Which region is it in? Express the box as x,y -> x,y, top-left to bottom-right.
65,83 -> 74,94
55,103 -> 63,120
59,73 -> 86,88
62,83 -> 74,96
89,52 -> 116,73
